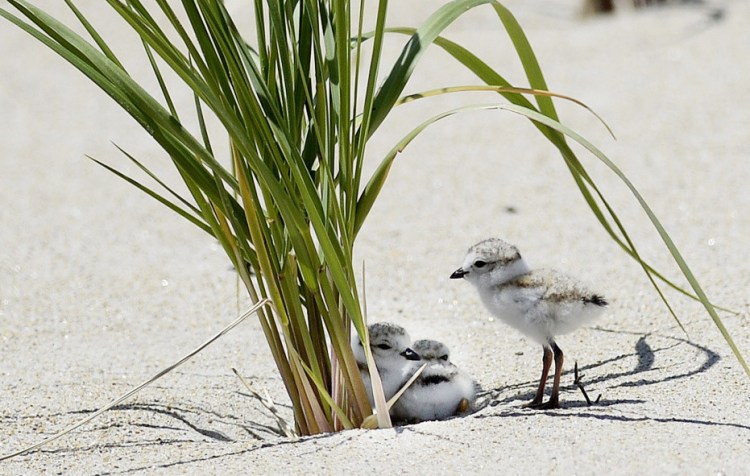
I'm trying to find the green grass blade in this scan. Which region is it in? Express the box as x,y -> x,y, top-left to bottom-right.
193,85 -> 214,155
396,84 -> 614,138
293,349 -> 355,430
86,157 -> 211,236
365,0 -> 494,139
63,0 -> 125,71
351,0 -> 389,229
111,143 -> 201,215
8,0 -> 240,196
142,39 -> 179,118
490,3 -> 558,120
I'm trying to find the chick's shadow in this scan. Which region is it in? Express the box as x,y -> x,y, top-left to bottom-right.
474,326 -> 724,418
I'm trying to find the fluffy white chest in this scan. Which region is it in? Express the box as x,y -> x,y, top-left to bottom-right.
392,370 -> 476,422
478,284 -> 548,343
360,365 -> 413,406
476,273 -> 604,345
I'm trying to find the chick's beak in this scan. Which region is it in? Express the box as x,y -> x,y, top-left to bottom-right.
401,348 -> 421,361
450,268 -> 468,279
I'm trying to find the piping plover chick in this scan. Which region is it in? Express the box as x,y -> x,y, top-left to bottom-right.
391,339 -> 478,423
451,238 -> 607,409
351,322 -> 422,407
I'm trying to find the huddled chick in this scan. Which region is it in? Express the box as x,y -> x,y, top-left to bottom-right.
351,322 -> 421,407
391,339 -> 479,423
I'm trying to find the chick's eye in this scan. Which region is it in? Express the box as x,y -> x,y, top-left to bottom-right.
474,260 -> 487,268
439,355 -> 449,361
376,343 -> 391,350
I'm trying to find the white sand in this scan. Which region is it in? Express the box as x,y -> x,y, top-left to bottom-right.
1,1 -> 749,474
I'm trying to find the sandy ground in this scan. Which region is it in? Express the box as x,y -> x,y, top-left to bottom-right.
1,0 -> 749,474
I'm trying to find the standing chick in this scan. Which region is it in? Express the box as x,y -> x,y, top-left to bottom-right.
451,238 -> 607,409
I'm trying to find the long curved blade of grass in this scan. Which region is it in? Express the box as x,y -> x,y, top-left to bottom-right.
476,5 -> 699,325
370,24 -> 734,314
490,2 -> 558,121
395,85 -> 614,139
351,0 -> 390,229
355,79 -> 608,236
382,102 -> 749,376
142,38 -> 179,118
390,85 -> 725,320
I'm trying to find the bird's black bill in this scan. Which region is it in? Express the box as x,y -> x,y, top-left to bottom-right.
401,348 -> 421,361
450,268 -> 467,279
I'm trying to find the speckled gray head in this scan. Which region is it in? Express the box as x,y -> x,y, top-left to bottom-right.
369,322 -> 408,341
450,238 -> 529,287
351,322 -> 421,366
412,339 -> 451,363
410,339 -> 461,385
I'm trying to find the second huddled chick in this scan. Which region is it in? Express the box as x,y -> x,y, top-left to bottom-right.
391,339 -> 478,423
